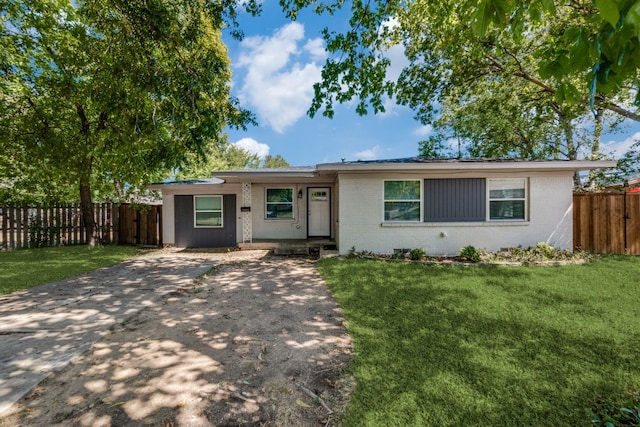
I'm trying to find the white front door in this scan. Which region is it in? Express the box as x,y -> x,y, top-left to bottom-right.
308,187 -> 331,237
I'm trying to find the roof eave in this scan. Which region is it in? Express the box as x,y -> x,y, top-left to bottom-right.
317,160 -> 617,172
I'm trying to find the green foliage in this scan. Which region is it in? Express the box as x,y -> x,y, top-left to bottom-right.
28,216 -> 61,249
489,243 -> 586,263
0,0 -> 256,236
418,138 -> 450,158
284,0 -> 638,175
0,246 -> 140,295
409,248 -> 425,261
460,245 -> 482,262
262,154 -> 291,168
317,256 -> 640,426
589,390 -> 640,427
175,138 -> 261,180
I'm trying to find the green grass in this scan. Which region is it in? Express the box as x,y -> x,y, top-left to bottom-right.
0,245 -> 141,295
317,256 -> 640,427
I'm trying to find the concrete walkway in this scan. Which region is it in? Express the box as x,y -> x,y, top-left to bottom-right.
0,250 -> 252,416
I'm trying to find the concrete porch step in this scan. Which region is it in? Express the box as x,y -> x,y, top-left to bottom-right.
238,240 -> 337,256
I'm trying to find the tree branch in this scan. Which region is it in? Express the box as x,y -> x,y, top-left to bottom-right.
484,55 -> 640,122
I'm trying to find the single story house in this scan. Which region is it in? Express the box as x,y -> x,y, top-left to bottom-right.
149,157 -> 615,255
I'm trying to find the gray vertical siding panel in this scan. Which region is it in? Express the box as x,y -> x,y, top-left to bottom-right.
424,179 -> 485,222
175,195 -> 236,247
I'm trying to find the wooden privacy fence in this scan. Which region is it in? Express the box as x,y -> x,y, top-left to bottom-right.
573,192 -> 640,255
0,203 -> 162,250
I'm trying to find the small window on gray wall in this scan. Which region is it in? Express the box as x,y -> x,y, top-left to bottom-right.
424,178 -> 486,222
194,195 -> 223,227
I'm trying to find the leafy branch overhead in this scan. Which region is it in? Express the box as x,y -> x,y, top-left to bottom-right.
281,0 -> 639,123
0,0 -> 257,243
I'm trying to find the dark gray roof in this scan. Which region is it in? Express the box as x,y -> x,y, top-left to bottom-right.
333,156 -> 579,165
151,177 -> 225,186
216,166 -> 316,174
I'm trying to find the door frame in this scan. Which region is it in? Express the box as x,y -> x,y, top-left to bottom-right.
307,187 -> 331,238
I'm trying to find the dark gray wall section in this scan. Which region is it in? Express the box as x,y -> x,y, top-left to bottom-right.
174,195 -> 236,247
424,178 -> 486,222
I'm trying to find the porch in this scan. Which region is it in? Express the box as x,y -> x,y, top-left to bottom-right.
238,239 -> 338,256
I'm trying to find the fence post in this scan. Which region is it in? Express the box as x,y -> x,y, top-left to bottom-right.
21,207 -> 29,249
1,206 -> 7,250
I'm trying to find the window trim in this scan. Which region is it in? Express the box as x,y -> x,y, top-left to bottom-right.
265,187 -> 295,220
487,178 -> 528,222
194,195 -> 223,228
383,179 -> 422,222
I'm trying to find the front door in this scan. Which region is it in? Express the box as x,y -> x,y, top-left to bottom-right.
308,187 -> 331,237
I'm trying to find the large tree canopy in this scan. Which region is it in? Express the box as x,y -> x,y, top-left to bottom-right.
282,0 -> 639,122
281,0 -> 639,186
0,0 -> 255,242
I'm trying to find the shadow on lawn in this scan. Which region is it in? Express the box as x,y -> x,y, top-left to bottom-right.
321,259 -> 639,426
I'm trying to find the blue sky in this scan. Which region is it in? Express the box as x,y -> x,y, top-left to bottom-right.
223,1 -> 640,167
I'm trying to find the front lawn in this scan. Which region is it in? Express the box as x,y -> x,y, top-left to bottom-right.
317,257 -> 640,426
0,245 -> 141,295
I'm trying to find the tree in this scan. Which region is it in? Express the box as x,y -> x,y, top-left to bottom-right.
175,138 -> 261,180
0,0 -> 255,244
262,154 -> 291,168
282,0 -> 637,188
281,0 -> 638,122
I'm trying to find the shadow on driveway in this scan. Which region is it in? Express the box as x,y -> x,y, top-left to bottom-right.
0,250 -> 243,416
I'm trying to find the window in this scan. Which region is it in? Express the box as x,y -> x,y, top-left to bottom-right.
384,180 -> 421,221
194,195 -> 223,227
311,190 -> 327,201
266,188 -> 294,219
488,178 -> 527,220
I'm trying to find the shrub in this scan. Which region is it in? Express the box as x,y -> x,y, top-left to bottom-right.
28,216 -> 60,248
460,245 -> 482,262
532,242 -> 557,259
409,248 -> 426,261
589,390 -> 640,426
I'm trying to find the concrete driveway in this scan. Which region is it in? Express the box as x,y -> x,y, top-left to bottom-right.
0,249 -> 266,416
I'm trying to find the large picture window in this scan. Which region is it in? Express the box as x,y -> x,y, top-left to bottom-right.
488,178 -> 527,221
266,188 -> 294,219
384,180 -> 421,221
194,195 -> 223,227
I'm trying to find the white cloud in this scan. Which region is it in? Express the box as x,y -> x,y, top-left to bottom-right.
602,132 -> 640,159
355,145 -> 382,160
384,42 -> 409,83
304,38 -> 327,61
233,137 -> 270,159
236,22 -> 327,133
413,124 -> 433,137
374,18 -> 410,117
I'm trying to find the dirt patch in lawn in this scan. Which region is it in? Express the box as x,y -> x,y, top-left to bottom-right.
1,254 -> 353,427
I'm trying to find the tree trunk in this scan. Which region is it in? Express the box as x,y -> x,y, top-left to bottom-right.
557,107 -> 581,187
586,108 -> 604,188
79,170 -> 98,246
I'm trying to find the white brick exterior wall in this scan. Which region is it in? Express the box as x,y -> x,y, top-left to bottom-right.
336,171 -> 574,255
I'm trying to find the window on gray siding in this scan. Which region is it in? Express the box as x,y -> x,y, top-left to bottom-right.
488,178 -> 527,220
384,180 -> 421,221
194,195 -> 223,227
424,178 -> 486,222
266,188 -> 294,219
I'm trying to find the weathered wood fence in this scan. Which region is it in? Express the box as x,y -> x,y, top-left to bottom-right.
0,203 -> 162,250
573,192 -> 640,255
